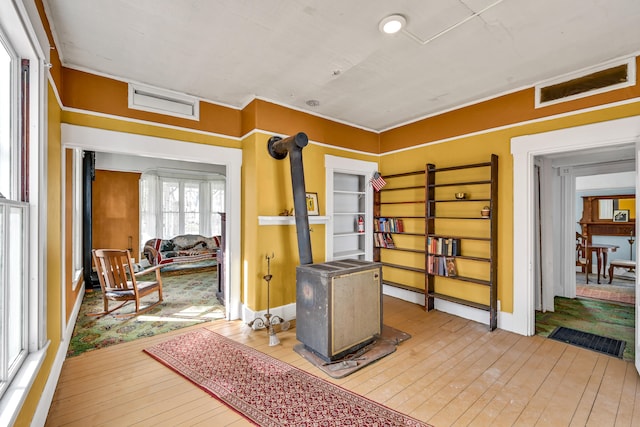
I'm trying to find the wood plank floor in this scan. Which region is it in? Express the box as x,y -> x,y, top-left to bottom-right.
46,296 -> 640,426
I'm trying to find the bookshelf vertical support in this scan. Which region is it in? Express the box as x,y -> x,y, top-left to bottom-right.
425,155 -> 499,331
425,164 -> 435,311
488,154 -> 499,330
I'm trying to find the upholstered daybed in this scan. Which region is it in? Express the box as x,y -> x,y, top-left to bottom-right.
143,234 -> 221,266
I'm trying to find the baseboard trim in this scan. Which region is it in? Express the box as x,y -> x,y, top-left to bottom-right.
242,302 -> 297,327
32,284 -> 86,426
383,284 -> 425,306
434,298 -> 490,326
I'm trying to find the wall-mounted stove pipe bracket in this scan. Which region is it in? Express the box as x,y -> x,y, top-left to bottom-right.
267,132 -> 313,265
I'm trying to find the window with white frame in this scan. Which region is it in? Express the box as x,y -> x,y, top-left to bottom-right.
0,1 -> 47,421
140,170 -> 225,249
0,25 -> 29,402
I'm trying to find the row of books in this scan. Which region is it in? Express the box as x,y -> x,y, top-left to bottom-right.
374,217 -> 404,233
427,255 -> 457,277
374,232 -> 395,248
427,237 -> 461,256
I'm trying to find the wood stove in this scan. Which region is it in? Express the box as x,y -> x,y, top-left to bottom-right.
296,259 -> 382,362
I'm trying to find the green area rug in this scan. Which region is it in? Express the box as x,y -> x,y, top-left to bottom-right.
536,296 -> 635,361
67,268 -> 224,358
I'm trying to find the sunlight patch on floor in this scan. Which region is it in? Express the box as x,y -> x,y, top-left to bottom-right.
173,305 -> 223,317
136,315 -> 209,322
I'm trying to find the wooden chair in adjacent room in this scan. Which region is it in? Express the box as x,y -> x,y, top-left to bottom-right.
576,232 -> 590,283
91,249 -> 164,318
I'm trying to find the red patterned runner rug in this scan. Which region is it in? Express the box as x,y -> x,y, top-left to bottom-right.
144,328 -> 432,426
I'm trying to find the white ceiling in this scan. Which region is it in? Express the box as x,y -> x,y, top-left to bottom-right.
43,0 -> 640,131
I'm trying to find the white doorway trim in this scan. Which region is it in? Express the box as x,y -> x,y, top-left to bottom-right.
61,124 -> 243,320
510,115 -> 640,336
324,155 -> 378,262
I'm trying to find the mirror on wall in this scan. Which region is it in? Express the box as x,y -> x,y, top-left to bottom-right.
597,196 -> 635,221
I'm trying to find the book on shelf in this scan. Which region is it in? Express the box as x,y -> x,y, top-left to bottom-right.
374,232 -> 395,248
384,233 -> 395,248
375,217 -> 404,233
445,257 -> 457,277
451,239 -> 459,257
427,236 -> 461,256
438,256 -> 446,276
426,255 -> 457,277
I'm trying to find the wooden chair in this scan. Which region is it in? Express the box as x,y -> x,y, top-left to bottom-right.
91,249 -> 164,318
576,232 -> 590,283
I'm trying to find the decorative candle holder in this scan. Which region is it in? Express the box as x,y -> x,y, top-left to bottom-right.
247,253 -> 290,346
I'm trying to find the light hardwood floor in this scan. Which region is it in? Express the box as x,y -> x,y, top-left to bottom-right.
46,296 -> 640,426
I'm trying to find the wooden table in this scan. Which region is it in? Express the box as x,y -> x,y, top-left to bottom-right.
586,243 -> 619,284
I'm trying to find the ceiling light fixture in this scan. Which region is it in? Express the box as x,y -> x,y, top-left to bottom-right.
378,14 -> 406,34
378,0 -> 506,45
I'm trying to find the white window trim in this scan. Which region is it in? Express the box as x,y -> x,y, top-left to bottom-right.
0,0 -> 49,424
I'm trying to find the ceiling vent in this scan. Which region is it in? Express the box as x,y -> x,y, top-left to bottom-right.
128,83 -> 200,120
535,58 -> 636,108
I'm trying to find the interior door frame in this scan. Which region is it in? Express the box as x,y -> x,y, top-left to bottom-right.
61,124 -> 243,320
511,115 -> 640,343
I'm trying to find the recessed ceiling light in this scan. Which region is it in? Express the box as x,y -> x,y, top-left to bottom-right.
379,14 -> 406,34
306,99 -> 320,107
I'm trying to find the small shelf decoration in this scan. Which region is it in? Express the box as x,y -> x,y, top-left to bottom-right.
481,206 -> 491,218
613,209 -> 629,222
306,192 -> 319,215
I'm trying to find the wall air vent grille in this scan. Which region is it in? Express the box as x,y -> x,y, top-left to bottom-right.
535,58 -> 635,108
128,83 -> 200,120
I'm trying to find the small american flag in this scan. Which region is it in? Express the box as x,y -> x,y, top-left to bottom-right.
370,171 -> 386,192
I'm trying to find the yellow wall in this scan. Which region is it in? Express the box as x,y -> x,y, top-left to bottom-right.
16,83 -> 64,425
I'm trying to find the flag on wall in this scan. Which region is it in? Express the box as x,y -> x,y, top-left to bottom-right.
370,171 -> 386,192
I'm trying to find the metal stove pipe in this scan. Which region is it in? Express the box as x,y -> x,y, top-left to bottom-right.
267,132 -> 313,265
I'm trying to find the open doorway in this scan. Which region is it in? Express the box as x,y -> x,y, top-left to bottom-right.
511,115 -> 640,372
532,159 -> 636,360
61,124 -> 243,321
533,155 -> 635,308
